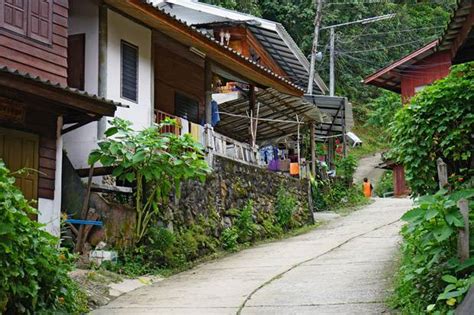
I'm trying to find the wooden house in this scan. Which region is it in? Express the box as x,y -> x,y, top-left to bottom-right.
0,0 -> 118,235
363,0 -> 473,196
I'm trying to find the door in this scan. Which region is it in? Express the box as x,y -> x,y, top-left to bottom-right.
0,127 -> 39,200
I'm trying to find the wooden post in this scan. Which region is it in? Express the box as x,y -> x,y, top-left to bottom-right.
458,198 -> 469,263
310,122 -> 316,177
97,4 -> 108,139
249,85 -> 256,145
204,59 -> 212,125
74,164 -> 95,253
437,158 -> 448,189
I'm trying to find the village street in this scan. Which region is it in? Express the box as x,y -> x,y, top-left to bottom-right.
93,198 -> 412,315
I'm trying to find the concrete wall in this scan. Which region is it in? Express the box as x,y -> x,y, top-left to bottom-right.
107,9 -> 153,130
63,0 -> 100,170
64,5 -> 154,170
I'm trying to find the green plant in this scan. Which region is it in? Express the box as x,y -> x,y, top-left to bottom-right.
335,154 -> 358,184
375,171 -> 394,197
221,227 -> 239,251
88,118 -> 210,244
235,200 -> 259,243
391,188 -> 474,313
389,62 -> 474,196
0,161 -> 88,313
275,186 -> 297,230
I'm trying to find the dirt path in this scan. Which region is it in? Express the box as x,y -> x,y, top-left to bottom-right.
92,198 -> 411,315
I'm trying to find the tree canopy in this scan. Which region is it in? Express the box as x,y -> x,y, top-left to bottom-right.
203,0 -> 456,104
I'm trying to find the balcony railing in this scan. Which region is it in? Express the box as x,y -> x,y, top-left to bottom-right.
155,109 -> 259,166
154,110 -> 181,135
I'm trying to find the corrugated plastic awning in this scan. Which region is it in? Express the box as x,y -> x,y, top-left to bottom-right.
215,88 -> 325,143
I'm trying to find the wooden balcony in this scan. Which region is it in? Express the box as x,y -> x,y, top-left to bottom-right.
154,110 -> 182,135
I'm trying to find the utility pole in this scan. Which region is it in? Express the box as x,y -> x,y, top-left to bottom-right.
329,27 -> 335,96
307,0 -> 324,95
321,13 -> 395,97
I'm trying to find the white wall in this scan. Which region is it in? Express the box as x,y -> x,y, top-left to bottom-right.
63,5 -> 154,170
107,9 -> 153,130
38,121 -> 63,237
63,0 -> 100,169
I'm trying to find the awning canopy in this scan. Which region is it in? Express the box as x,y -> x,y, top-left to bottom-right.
0,66 -> 119,126
215,88 -> 325,143
304,94 -> 347,142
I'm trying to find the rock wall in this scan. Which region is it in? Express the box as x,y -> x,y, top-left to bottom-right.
171,155 -> 312,229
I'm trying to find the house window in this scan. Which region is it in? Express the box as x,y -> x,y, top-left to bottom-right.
0,0 -> 52,44
175,92 -> 199,124
121,40 -> 138,102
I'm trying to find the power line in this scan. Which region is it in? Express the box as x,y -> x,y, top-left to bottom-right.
343,37 -> 437,53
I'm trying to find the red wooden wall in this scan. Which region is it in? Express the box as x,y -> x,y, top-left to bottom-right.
400,51 -> 451,102
0,0 -> 69,85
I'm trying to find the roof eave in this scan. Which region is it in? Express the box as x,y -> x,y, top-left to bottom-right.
107,0 -> 303,96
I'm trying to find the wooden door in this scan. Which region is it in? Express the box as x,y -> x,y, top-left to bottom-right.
0,127 -> 39,200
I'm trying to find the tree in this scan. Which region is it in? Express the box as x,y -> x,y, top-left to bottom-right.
88,118 -> 211,244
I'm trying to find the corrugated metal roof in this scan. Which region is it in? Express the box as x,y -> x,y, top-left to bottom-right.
150,0 -> 328,94
305,94 -> 347,142
139,0 -> 305,93
0,66 -> 124,109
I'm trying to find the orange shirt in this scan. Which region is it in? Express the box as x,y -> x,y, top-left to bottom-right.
363,181 -> 372,197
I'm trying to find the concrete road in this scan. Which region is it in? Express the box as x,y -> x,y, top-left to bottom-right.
92,198 -> 412,315
353,153 -> 385,185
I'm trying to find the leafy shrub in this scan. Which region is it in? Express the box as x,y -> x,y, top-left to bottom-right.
335,155 -> 358,184
88,118 -> 210,244
311,177 -> 367,212
389,62 -> 474,196
275,186 -> 297,230
235,200 -> 259,243
374,171 -> 394,197
221,227 -> 239,251
0,161 -> 87,313
391,189 -> 474,313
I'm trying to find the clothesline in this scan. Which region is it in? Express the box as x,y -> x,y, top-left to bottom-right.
218,111 -> 305,125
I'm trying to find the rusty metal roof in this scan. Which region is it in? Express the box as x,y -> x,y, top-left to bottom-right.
0,66 -> 124,110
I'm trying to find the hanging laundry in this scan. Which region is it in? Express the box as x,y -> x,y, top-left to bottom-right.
181,117 -> 190,135
211,100 -> 220,127
190,123 -> 201,141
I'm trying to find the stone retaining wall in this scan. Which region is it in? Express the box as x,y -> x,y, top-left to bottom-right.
170,155 -> 312,229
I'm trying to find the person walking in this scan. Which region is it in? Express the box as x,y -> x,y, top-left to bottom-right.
363,177 -> 373,198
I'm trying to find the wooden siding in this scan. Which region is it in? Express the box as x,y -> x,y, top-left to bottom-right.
213,26 -> 287,78
0,0 -> 68,85
400,51 -> 451,102
0,92 -> 58,200
154,31 -> 205,117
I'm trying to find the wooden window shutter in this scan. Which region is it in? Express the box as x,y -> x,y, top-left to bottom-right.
121,41 -> 138,102
28,0 -> 52,44
67,34 -> 85,90
0,0 -> 27,35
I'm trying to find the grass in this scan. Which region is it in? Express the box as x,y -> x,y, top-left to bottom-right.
332,197 -> 373,216
349,125 -> 389,160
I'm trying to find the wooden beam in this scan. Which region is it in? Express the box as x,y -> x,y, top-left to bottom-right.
310,122 -> 316,177
205,59 -> 213,125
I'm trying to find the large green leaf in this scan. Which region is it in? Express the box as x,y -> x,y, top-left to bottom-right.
433,225 -> 454,242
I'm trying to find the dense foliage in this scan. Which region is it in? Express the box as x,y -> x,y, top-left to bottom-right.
0,161 -> 87,313
374,171 -> 394,197
391,189 -> 474,314
312,155 -> 367,212
104,191 -> 307,276
203,0 -> 455,104
389,62 -> 474,196
89,118 -> 210,244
